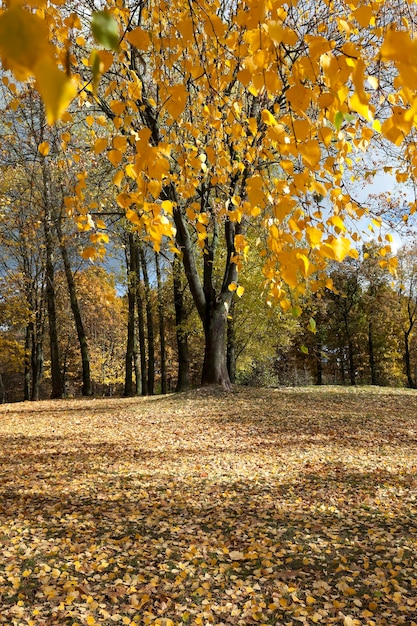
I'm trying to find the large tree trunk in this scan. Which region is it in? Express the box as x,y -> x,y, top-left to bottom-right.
172,205 -> 240,390
56,216 -> 92,396
201,300 -> 231,388
226,299 -> 236,384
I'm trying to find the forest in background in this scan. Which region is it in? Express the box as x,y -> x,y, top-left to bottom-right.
1,0 -> 417,400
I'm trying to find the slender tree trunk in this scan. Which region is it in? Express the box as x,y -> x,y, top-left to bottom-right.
139,244 -> 155,395
41,158 -> 63,399
43,213 -> 62,398
173,257 -> 190,392
134,244 -> 148,395
343,314 -> 356,385
368,320 -> 377,385
24,323 -> 31,401
31,332 -> 43,401
404,329 -> 415,388
315,337 -> 323,386
56,216 -> 92,396
226,299 -> 236,384
155,252 -> 167,394
133,345 -> 141,395
124,233 -> 137,397
348,338 -> 356,385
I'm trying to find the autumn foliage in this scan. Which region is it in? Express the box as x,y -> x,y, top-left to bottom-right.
1,0 -> 417,387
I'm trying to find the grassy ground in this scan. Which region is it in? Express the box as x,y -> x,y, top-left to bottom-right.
0,385 -> 417,626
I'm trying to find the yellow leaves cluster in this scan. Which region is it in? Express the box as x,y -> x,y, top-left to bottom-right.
0,2 -> 76,123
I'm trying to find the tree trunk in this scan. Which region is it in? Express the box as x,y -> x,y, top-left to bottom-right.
173,257 -> 190,392
404,329 -> 415,388
368,320 -> 377,385
124,233 -> 137,397
201,300 -> 231,388
43,211 -> 63,398
41,155 -> 63,399
24,323 -> 31,401
155,252 -> 167,394
315,337 -> 323,386
343,313 -> 356,386
226,299 -> 236,384
56,215 -> 92,396
139,244 -> 155,395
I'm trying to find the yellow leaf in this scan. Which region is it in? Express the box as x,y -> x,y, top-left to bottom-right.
299,140 -> 321,167
323,237 -> 354,262
35,58 -> 77,124
126,26 -> 150,51
236,286 -> 245,297
0,6 -> 52,79
328,215 -> 346,232
161,200 -> 174,213
113,170 -> 124,186
108,149 -> 123,166
38,142 -> 50,156
353,5 -> 373,27
113,135 -> 128,151
86,616 -> 96,626
82,247 -> 97,260
306,226 -> 323,246
165,84 -> 188,120
96,49 -> 114,74
126,208 -> 141,224
96,219 -> 106,229
228,283 -> 238,292
94,137 -> 108,154
267,21 -> 283,45
349,92 -> 372,120
281,266 -> 299,288
380,28 -> 415,65
261,109 -> 277,126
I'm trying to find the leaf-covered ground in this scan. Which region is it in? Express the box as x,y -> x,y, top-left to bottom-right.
1,386 -> 417,626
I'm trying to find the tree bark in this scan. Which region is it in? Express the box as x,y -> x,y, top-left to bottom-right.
42,174 -> 63,399
155,252 -> 167,394
404,329 -> 415,388
124,233 -> 137,397
139,243 -> 155,395
201,298 -> 231,388
226,299 -> 236,384
368,320 -> 377,385
315,337 -> 323,386
173,257 -> 190,392
136,257 -> 148,396
56,215 -> 92,396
